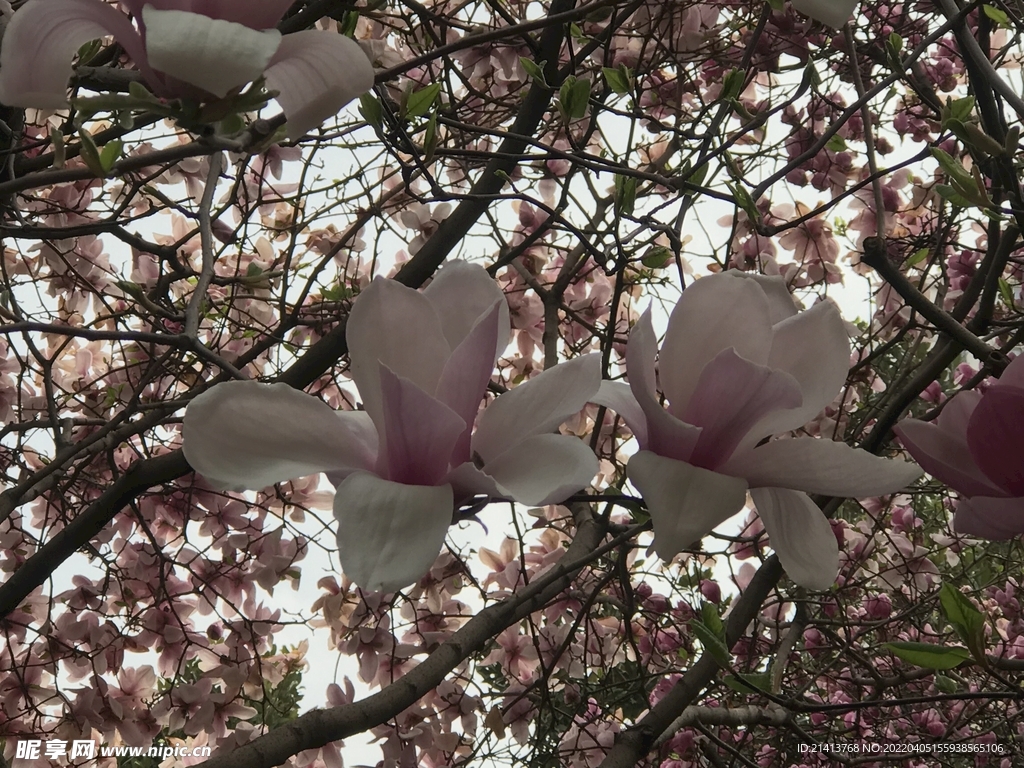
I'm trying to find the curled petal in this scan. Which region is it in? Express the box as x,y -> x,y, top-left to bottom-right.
626,311 -> 700,460
484,433 -> 598,506
334,474 -> 453,592
378,365 -> 465,486
627,451 -> 748,561
124,0 -> 295,29
751,487 -> 838,590
347,276 -> 450,432
966,387 -> 1024,495
182,381 -> 377,491
142,6 -> 281,97
791,0 -> 859,27
472,354 -> 601,463
264,30 -> 375,140
446,461 -> 503,504
590,381 -> 648,447
894,417 -> 1002,498
723,438 -> 923,498
953,496 -> 1024,540
660,273 -> 773,414
0,0 -> 151,108
423,261 -> 510,356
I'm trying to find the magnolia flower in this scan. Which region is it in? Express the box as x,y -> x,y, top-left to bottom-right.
0,0 -> 374,140
594,272 -> 922,589
182,262 -> 601,592
894,355 -> 1024,540
791,0 -> 858,28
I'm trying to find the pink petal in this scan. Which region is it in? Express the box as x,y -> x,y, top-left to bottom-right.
682,348 -> 802,469
739,273 -> 799,324
751,487 -> 838,590
123,0 -> 294,29
346,276 -> 450,434
626,311 -> 700,461
936,390 -> 981,434
182,381 -> 377,491
996,354 -> 1024,389
483,434 -> 598,506
378,364 -> 465,486
141,6 -> 281,98
264,30 -> 375,140
660,273 -> 773,415
893,417 -> 1002,498
723,438 -> 923,498
471,354 -> 601,463
966,387 -> 1024,495
589,381 -> 648,447
436,300 -> 502,465
0,0 -> 152,109
423,261 -> 510,358
333,473 -> 453,592
740,301 -> 850,447
627,451 -> 748,561
446,462 -> 503,504
791,0 -> 859,27
953,496 -> 1024,541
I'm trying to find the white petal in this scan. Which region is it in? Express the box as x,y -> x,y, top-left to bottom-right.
472,354 -> 601,462
590,380 -> 648,447
791,0 -> 859,28
751,487 -> 838,590
447,461 -> 503,503
739,301 -> 850,448
264,29 -> 375,140
142,7 -> 281,97
660,273 -> 773,415
627,451 -> 748,561
738,273 -> 799,324
484,434 -> 598,506
182,381 -> 377,491
347,277 -> 450,432
722,438 -> 923,498
423,261 -> 511,356
333,473 -> 453,592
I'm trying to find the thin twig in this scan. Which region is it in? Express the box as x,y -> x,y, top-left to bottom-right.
185,152 -> 224,338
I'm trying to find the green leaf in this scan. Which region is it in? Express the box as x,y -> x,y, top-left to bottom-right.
689,619 -> 731,667
520,57 -> 548,86
906,247 -> 930,267
405,83 -> 441,119
887,32 -> 903,54
884,641 -> 971,670
559,77 -> 591,119
701,602 -> 725,640
602,66 -> 630,95
982,4 -> 1010,26
935,674 -> 958,694
942,97 -> 976,126
826,134 -> 847,152
767,0 -> 784,9
723,672 -> 771,693
641,246 -> 673,269
930,147 -> 975,189
721,69 -> 744,101
935,183 -> 972,209
358,93 -> 383,129
423,110 -> 438,163
939,583 -> 988,664
732,184 -> 759,223
614,174 -> 637,216
76,126 -> 106,178
999,278 -> 1016,308
98,138 -> 122,174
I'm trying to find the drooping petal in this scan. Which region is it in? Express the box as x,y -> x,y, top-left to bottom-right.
423,261 -> 510,357
966,387 -> 1024,495
264,30 -> 375,140
333,473 -> 453,592
589,381 -> 648,447
182,381 -> 378,491
953,495 -> 1024,541
626,311 -> 700,460
471,354 -> 601,463
739,301 -> 850,448
722,438 -> 923,498
660,273 -> 773,415
751,487 -> 839,590
346,276 -> 450,432
436,301 -> 502,465
142,6 -> 282,97
627,451 -> 748,561
682,348 -> 802,469
791,0 -> 859,28
0,0 -> 152,109
893,417 -> 1003,498
378,365 -> 465,486
483,433 -> 598,506
738,273 -> 799,324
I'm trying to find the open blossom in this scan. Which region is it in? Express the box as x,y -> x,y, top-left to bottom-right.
594,272 -> 922,589
182,262 -> 601,592
0,0 -> 374,140
791,0 -> 858,28
895,355 -> 1024,540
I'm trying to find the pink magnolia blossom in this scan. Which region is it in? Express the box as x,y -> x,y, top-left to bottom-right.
182,262 -> 601,592
0,0 -> 374,140
594,272 -> 921,589
791,0 -> 859,28
894,355 -> 1024,539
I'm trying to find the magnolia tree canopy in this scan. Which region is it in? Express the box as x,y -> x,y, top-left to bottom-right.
1,1 -> 1024,767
